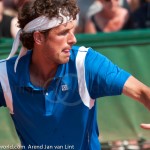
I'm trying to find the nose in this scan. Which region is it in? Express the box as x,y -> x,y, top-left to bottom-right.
68,31 -> 77,45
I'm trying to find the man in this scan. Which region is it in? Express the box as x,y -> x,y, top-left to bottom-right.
0,0 -> 149,149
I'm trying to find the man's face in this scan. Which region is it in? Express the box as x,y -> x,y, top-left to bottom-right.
38,20 -> 77,65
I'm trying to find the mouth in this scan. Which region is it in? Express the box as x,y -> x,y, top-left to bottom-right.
62,47 -> 71,55
63,49 -> 70,53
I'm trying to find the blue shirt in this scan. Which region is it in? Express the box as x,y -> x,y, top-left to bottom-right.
0,46 -> 130,150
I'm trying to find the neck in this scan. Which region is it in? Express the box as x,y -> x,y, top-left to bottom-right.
29,50 -> 58,88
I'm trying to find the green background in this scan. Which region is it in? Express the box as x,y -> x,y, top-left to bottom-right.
0,29 -> 150,147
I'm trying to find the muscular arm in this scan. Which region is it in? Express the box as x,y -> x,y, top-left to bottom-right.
123,76 -> 150,111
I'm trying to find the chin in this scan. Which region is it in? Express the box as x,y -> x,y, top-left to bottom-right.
60,58 -> 70,64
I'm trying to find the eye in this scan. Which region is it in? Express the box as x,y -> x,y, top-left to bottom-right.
59,30 -> 69,36
62,31 -> 68,35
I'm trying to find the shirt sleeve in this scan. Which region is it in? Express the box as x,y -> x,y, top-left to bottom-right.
85,48 -> 131,99
0,83 -> 6,107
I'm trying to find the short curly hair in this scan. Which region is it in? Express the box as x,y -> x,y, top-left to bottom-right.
18,0 -> 79,50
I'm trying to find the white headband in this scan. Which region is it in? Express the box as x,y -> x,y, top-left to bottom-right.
8,12 -> 72,72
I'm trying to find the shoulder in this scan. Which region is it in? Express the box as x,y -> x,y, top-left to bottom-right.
0,59 -> 7,64
0,56 -> 17,73
70,46 -> 90,63
70,45 -> 88,58
0,59 -> 7,70
117,7 -> 129,19
71,45 -> 104,56
86,47 -> 106,61
0,51 -> 30,73
71,46 -> 106,63
71,46 -> 97,57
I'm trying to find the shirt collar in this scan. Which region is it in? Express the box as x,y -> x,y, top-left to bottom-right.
17,50 -> 66,89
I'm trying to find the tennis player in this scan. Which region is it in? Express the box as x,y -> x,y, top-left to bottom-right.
0,0 -> 150,149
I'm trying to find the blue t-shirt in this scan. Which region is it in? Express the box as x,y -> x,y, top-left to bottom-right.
0,46 -> 130,150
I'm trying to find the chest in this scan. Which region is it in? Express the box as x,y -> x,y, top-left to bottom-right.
11,76 -> 81,117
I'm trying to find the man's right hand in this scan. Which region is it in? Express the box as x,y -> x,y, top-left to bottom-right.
140,124 -> 150,130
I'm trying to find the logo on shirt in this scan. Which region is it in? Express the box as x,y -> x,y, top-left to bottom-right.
61,85 -> 68,91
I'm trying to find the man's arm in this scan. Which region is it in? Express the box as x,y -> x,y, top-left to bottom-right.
140,124 -> 150,130
123,76 -> 150,111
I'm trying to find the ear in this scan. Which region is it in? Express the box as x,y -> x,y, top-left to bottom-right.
33,31 -> 45,45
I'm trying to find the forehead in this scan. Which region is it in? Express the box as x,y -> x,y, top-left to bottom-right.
51,20 -> 77,32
